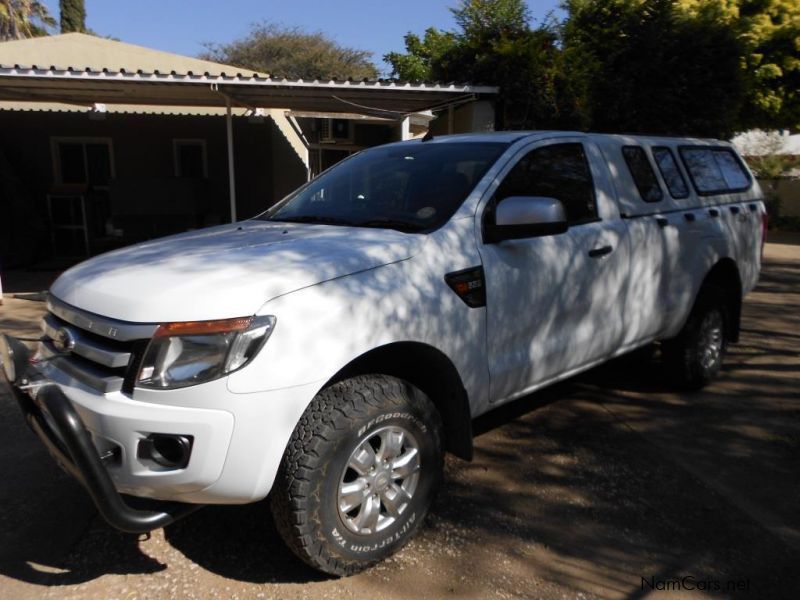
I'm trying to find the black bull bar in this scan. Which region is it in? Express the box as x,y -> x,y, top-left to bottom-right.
0,333 -> 201,533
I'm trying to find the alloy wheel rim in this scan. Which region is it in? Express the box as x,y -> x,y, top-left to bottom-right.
338,425 -> 421,535
699,310 -> 724,371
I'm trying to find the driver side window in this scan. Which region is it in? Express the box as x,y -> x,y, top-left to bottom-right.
495,143 -> 598,224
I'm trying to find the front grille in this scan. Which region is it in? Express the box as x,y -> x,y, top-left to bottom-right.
40,296 -> 158,394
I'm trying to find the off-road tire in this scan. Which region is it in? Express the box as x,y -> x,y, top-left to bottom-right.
662,285 -> 729,390
270,374 -> 443,576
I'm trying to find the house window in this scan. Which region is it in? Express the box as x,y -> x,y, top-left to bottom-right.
173,139 -> 208,178
52,138 -> 114,186
315,118 -> 352,142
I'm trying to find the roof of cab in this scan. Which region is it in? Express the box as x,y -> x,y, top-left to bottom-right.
393,131 -> 729,147
425,131 -> 581,143
586,132 -> 729,148
382,131 -> 585,147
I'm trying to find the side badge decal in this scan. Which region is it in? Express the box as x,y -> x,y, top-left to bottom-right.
444,266 -> 486,308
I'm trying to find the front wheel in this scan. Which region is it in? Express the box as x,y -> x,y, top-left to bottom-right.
662,286 -> 729,389
270,374 -> 443,576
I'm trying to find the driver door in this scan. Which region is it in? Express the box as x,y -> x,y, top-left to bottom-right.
479,138 -> 630,403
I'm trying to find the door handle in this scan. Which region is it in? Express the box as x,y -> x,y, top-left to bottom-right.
684,213 -> 696,222
656,216 -> 668,228
588,245 -> 613,258
730,206 -> 740,215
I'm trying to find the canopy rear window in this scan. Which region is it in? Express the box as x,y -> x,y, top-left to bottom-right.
622,146 -> 663,203
679,146 -> 751,195
652,147 -> 689,199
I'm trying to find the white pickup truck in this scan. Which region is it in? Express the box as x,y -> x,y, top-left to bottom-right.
1,131 -> 765,575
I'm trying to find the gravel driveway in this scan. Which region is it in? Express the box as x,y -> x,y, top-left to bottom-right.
0,242 -> 797,599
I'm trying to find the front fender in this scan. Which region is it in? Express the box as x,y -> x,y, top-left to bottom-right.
226,257 -> 489,413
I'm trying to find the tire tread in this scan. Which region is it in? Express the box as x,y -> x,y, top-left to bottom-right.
271,374 -> 441,576
662,284 -> 729,390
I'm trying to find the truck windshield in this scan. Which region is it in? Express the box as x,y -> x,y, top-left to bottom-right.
259,142 -> 508,233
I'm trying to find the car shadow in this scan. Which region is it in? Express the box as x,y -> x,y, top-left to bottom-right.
0,390 -> 167,586
163,502 -> 329,584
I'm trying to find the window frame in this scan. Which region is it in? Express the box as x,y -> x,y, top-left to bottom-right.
679,145 -> 752,196
173,138 -> 208,178
652,146 -> 690,200
488,141 -> 600,227
621,145 -> 664,204
50,137 -> 115,188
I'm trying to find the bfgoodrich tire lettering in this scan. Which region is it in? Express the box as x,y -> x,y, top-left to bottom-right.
270,374 -> 443,576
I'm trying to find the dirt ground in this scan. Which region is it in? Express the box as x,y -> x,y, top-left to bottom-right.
0,241 -> 798,600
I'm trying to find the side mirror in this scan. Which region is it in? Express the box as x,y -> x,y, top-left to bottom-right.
484,196 -> 568,244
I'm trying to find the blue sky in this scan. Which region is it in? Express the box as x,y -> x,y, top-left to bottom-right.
41,1 -> 563,74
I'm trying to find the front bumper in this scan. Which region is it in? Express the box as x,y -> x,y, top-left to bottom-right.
1,334 -> 201,533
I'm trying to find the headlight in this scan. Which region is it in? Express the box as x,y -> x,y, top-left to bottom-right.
137,315 -> 276,390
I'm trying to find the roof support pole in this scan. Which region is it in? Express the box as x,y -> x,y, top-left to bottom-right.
400,116 -> 411,141
225,97 -> 237,222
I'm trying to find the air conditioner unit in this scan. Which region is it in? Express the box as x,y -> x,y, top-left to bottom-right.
318,118 -> 352,143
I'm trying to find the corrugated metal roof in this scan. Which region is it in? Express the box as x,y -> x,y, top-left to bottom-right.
0,100 -> 250,116
0,34 -> 497,115
0,63 -> 491,91
0,32 -> 265,78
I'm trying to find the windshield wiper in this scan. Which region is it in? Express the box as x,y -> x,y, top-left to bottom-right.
269,215 -> 355,227
356,219 -> 426,233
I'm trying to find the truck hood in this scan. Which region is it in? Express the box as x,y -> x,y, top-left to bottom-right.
50,221 -> 424,322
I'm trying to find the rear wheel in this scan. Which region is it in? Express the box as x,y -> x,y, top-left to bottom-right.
270,374 -> 443,576
662,286 -> 728,389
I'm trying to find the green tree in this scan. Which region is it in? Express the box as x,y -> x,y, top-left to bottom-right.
201,22 -> 378,80
677,0 -> 800,131
384,28 -> 457,82
0,0 -> 55,40
451,0 -> 531,39
385,0 -> 576,129
561,0 -> 745,137
387,0 -> 798,134
59,0 -> 85,33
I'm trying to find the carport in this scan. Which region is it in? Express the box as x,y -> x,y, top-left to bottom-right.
0,63 -> 497,222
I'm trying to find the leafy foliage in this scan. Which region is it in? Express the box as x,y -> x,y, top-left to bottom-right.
741,131 -> 799,179
561,0 -> 745,137
451,0 -> 531,39
384,28 -> 457,82
677,0 -> 800,131
201,22 -> 379,80
385,0 -> 576,130
0,0 -> 54,40
59,0 -> 85,33
386,0 -> 799,136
